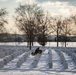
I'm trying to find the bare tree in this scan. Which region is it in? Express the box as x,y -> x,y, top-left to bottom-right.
49,16 -> 74,47
37,13 -> 48,46
15,4 -> 44,50
50,18 -> 63,47
0,8 -> 8,33
70,15 -> 76,35
61,17 -> 75,47
36,12 -> 55,46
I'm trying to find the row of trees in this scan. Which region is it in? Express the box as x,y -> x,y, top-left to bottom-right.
14,4 -> 51,49
0,4 -> 76,49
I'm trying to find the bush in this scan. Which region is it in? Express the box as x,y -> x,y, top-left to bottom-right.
37,34 -> 47,46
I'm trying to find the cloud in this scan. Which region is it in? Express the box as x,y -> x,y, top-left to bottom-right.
15,0 -> 23,3
37,0 -> 76,6
15,0 -> 36,4
0,0 -> 9,2
15,0 -> 76,17
39,1 -> 69,7
38,1 -> 76,17
58,8 -> 71,16
0,0 -> 76,17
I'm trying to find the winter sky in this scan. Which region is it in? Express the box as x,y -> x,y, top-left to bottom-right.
0,0 -> 76,33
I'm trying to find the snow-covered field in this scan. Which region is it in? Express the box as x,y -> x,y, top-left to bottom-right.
0,42 -> 76,47
0,42 -> 76,75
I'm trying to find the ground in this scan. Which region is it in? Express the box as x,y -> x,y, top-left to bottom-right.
0,42 -> 76,75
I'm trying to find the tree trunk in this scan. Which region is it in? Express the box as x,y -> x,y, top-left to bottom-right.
29,41 -> 31,50
43,26 -> 45,46
32,41 -> 33,46
29,31 -> 32,50
57,27 -> 59,47
31,35 -> 34,46
57,41 -> 58,47
65,36 -> 67,47
65,41 -> 66,47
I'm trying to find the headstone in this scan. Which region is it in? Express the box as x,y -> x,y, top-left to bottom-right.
16,57 -> 24,68
0,52 -> 5,58
0,60 -> 4,68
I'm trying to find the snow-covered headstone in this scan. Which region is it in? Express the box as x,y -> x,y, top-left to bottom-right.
0,52 -> 5,58
55,49 -> 68,69
32,54 -> 41,68
0,60 -> 4,68
48,49 -> 52,68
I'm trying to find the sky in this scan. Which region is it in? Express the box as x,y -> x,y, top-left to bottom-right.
0,0 -> 76,33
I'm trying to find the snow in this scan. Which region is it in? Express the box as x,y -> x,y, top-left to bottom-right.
0,42 -> 76,75
1,42 -> 76,47
20,54 -> 35,69
62,52 -> 75,70
36,49 -> 48,70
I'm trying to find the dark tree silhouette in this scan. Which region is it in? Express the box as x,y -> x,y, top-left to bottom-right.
36,13 -> 54,46
50,18 -> 63,47
15,4 -> 44,50
70,15 -> 76,35
0,8 -> 8,33
61,18 -> 73,47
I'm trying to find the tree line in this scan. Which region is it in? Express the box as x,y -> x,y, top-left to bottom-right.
0,3 -> 76,49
